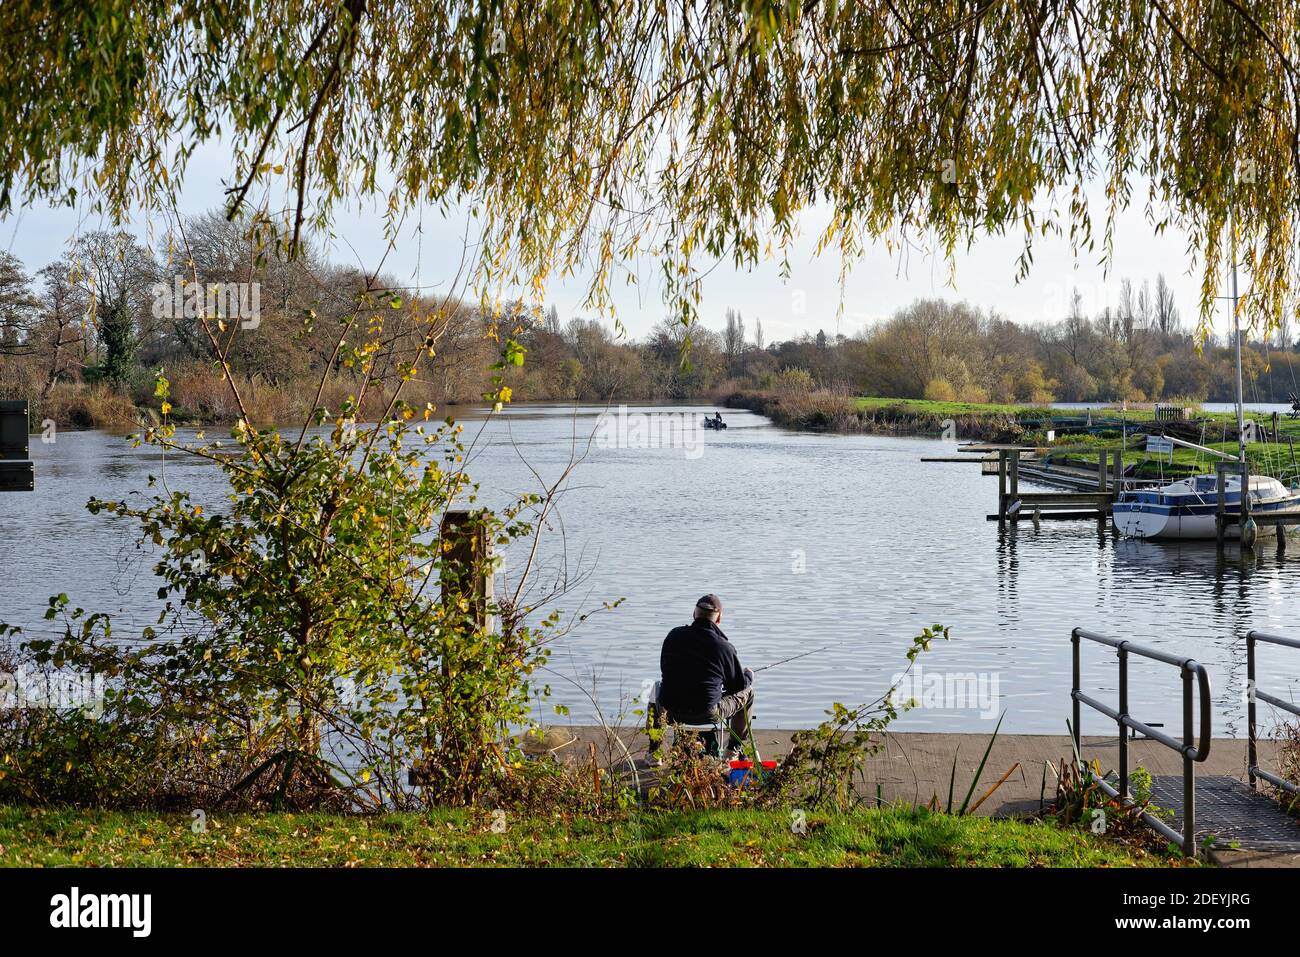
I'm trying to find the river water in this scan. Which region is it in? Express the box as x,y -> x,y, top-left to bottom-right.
2,402 -> 1298,736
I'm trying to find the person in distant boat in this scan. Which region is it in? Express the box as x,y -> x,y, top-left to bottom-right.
648,594 -> 754,762
713,412 -> 724,428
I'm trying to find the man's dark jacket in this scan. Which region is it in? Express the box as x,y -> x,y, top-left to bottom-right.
658,618 -> 746,717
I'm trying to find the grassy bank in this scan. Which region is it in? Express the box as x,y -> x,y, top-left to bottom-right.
1044,436 -> 1300,480
728,391 -> 1034,440
730,391 -> 1300,477
0,804 -> 1176,868
853,397 -> 1043,417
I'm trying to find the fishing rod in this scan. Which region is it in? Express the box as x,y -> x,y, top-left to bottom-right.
713,622 -> 828,674
753,645 -> 830,673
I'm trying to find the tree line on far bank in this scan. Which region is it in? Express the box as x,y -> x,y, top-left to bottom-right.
0,215 -> 1295,428
781,287 -> 1300,407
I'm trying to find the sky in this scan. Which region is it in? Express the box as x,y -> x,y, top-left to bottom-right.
1,138 -> 1239,344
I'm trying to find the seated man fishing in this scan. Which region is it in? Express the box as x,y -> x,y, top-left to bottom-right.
648,593 -> 754,762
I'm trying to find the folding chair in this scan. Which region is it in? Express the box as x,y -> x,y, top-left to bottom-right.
645,680 -> 726,759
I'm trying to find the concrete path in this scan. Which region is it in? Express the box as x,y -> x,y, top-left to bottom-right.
555,726 -> 1299,867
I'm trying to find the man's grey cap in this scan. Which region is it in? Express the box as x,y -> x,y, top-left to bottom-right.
696,594 -> 722,614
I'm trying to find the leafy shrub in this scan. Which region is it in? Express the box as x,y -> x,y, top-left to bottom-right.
924,377 -> 957,402
1,288 -> 567,811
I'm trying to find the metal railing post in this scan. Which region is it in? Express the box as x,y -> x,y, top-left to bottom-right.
1247,632 -> 1257,791
1183,663 -> 1197,858
1118,644 -> 1129,803
1243,630 -> 1300,796
1071,628 -> 1211,857
1071,628 -> 1081,753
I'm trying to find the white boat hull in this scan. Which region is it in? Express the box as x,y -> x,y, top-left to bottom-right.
1113,474 -> 1299,541
1112,507 -> 1278,540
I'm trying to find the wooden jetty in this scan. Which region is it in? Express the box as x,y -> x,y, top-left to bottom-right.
955,444 -> 1122,528
984,447 -> 1300,548
934,439 -> 1300,548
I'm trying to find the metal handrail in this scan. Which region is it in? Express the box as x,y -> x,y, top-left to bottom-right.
1071,627 -> 1212,857
1246,630 -> 1300,797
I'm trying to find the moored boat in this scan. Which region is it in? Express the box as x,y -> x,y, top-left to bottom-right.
1114,473 -> 1300,540
1115,209 -> 1300,543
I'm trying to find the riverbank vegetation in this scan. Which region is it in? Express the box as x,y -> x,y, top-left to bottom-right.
729,387 -> 1300,469
0,804 -> 1166,868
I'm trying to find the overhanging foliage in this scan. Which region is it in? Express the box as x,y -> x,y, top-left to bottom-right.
1,1 -> 1297,336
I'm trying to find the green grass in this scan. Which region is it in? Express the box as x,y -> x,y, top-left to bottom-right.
1049,438 -> 1299,468
854,394 -> 1300,430
853,395 -> 1300,477
855,397 -> 1036,417
0,804 -> 1176,867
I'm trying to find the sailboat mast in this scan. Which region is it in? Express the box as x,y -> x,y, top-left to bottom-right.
1231,207 -> 1246,466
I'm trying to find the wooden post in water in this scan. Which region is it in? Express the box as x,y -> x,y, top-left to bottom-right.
1216,463 -> 1228,548
997,450 -> 1008,529
1111,450 -> 1123,532
1008,449 -> 1020,513
1097,450 -> 1109,531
